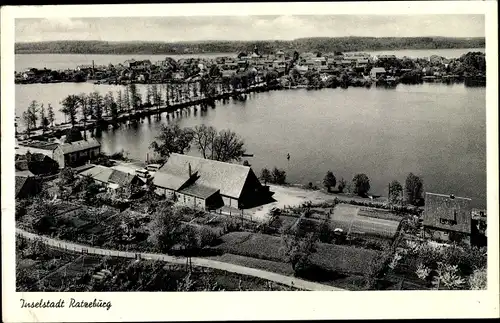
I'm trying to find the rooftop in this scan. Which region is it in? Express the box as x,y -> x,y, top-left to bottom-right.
18,140 -> 59,151
60,138 -> 101,154
156,153 -> 253,199
423,192 -> 472,234
179,182 -> 219,199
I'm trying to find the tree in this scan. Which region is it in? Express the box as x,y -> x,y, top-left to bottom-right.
123,87 -> 131,112
25,199 -> 57,234
388,180 -> 403,204
211,129 -> 246,162
128,83 -> 141,112
405,173 -> 424,206
110,101 -> 119,123
78,93 -> 90,140
337,178 -> 347,193
82,177 -> 100,204
64,127 -> 83,143
59,167 -> 76,185
39,103 -> 49,134
103,91 -> 115,116
272,167 -> 286,184
192,124 -> 217,159
116,89 -> 124,113
151,84 -> 162,110
323,171 -> 337,192
89,91 -> 104,121
23,100 -> 39,136
149,124 -> 194,158
145,85 -> 152,106
352,173 -> 370,197
260,168 -> 272,185
60,95 -> 79,126
47,103 -> 55,127
22,112 -> 32,137
281,231 -> 318,275
147,205 -> 185,253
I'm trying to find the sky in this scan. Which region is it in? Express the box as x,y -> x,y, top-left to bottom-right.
15,15 -> 485,43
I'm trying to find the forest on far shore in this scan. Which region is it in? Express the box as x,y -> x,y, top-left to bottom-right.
15,37 -> 485,55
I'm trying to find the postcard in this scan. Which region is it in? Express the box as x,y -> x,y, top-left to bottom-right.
2,1 -> 499,322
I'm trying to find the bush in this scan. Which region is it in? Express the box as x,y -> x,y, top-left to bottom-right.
197,227 -> 219,247
469,267 -> 486,290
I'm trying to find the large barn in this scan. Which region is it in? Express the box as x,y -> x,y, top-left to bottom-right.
153,153 -> 269,210
422,192 -> 472,244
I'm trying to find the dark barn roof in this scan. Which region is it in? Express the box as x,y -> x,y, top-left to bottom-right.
179,183 -> 219,199
423,192 -> 472,234
156,153 -> 255,200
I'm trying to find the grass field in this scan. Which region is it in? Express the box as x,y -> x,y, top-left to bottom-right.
214,232 -> 380,275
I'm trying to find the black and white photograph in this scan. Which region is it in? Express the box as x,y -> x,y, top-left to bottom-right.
2,1 -> 499,322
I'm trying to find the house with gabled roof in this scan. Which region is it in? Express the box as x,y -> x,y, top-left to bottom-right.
153,153 -> 270,210
422,192 -> 472,244
78,164 -> 142,191
17,138 -> 101,168
54,138 -> 101,168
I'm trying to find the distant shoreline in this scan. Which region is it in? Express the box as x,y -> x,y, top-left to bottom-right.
15,37 -> 485,55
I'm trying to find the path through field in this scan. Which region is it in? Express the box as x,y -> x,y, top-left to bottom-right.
16,228 -> 345,292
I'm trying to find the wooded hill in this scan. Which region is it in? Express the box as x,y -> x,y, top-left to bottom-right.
16,37 -> 485,55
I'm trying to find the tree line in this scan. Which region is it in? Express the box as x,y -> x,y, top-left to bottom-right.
21,81 -> 210,136
15,37 -> 485,55
320,170 -> 424,205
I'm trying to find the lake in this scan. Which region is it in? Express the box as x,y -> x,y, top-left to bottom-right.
15,48 -> 485,71
15,81 -> 487,208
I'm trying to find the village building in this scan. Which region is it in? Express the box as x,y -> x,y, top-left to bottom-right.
17,138 -> 101,169
422,192 -> 472,244
16,140 -> 61,164
370,67 -> 387,79
78,164 -> 142,191
55,139 -> 101,168
275,50 -> 286,61
153,153 -> 270,210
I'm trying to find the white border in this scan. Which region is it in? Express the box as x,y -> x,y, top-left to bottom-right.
2,2 -> 499,322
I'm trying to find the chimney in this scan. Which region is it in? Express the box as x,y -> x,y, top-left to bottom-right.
188,163 -> 192,177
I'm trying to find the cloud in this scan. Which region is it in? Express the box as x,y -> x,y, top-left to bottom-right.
15,15 -> 485,43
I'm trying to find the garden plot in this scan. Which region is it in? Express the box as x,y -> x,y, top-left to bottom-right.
331,204 -> 401,239
214,232 -> 381,275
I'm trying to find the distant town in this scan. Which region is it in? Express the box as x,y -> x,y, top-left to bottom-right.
16,47 -> 486,88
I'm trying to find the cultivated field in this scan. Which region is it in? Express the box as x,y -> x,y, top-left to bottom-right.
213,232 -> 380,275
331,204 -> 401,239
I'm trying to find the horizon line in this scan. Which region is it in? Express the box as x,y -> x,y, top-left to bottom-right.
15,36 -> 486,44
